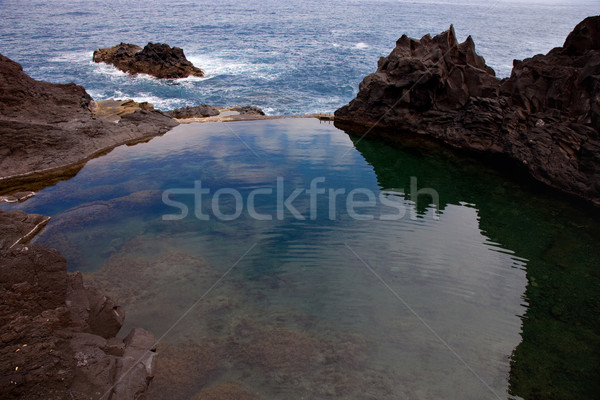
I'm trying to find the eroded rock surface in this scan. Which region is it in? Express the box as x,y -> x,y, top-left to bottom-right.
335,17 -> 600,205
0,210 -> 156,399
93,42 -> 204,79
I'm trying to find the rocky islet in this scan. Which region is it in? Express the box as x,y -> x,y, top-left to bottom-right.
92,42 -> 204,79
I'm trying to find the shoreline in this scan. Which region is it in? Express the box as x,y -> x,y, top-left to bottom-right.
0,113 -> 334,197
174,112 -> 334,124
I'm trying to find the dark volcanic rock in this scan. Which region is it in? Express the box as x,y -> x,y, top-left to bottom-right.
166,104 -> 220,118
93,42 -> 204,79
0,210 -> 156,399
0,52 -> 178,189
232,106 -> 265,115
335,17 -> 600,206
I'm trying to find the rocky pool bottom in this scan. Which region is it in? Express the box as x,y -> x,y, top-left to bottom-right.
3,118 -> 599,399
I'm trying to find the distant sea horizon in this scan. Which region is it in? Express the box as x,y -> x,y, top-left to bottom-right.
1,0 -> 598,114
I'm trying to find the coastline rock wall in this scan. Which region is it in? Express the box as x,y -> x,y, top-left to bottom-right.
0,210 -> 156,400
335,16 -> 600,206
93,42 -> 204,79
0,53 -> 178,189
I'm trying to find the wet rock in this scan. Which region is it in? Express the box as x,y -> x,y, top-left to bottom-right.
0,210 -> 49,249
0,192 -> 36,204
93,42 -> 204,79
335,16 -> 600,206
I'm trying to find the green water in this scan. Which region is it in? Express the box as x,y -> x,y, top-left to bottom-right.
5,119 -> 599,399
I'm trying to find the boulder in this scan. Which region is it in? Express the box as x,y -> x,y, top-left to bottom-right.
93,42 -> 204,79
335,16 -> 600,206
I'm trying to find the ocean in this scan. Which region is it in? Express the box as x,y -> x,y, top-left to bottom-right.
0,0 -> 598,114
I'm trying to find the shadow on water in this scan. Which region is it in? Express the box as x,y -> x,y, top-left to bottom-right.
344,128 -> 600,400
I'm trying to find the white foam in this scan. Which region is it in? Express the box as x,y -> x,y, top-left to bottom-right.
261,107 -> 276,116
91,61 -> 129,78
186,54 -> 275,80
124,93 -> 184,110
353,42 -> 369,50
48,50 -> 92,63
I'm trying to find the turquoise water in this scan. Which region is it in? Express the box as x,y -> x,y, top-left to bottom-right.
1,0 -> 598,114
4,119 -> 599,399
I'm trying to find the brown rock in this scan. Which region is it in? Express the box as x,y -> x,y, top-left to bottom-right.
93,42 -> 204,79
0,210 -> 156,399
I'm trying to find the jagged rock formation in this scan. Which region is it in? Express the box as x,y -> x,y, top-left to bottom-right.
0,52 -> 178,190
93,43 -> 204,79
335,16 -> 600,206
0,210 -> 156,400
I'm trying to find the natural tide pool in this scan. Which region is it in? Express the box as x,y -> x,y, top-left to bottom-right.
4,118 -> 600,399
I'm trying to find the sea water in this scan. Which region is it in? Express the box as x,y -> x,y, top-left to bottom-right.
3,119 -> 599,399
0,0 -> 598,114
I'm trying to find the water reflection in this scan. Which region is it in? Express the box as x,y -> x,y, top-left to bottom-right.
3,119 -> 598,399
349,128 -> 600,400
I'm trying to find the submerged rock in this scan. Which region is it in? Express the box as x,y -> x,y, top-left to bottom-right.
192,383 -> 262,400
0,52 -> 178,191
0,210 -> 156,399
93,42 -> 204,79
335,16 -> 600,206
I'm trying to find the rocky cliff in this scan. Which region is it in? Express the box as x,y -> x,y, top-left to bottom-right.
0,52 -> 178,191
335,16 -> 600,206
93,43 -> 204,79
0,210 -> 156,400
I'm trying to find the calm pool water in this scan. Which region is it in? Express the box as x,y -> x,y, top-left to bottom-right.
5,119 -> 600,399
